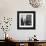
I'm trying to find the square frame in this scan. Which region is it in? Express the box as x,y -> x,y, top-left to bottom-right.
17,11 -> 36,29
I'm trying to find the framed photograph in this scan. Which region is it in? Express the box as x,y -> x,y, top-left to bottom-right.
17,11 -> 36,29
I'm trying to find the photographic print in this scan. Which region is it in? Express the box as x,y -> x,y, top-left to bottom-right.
17,11 -> 36,29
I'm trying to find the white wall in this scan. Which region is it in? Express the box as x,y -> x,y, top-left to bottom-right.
0,0 -> 46,40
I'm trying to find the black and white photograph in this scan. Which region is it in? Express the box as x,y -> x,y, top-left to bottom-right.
17,11 -> 36,29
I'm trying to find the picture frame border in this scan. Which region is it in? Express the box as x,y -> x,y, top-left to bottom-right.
17,11 -> 36,29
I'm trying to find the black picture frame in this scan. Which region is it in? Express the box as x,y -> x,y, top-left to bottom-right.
17,11 -> 36,29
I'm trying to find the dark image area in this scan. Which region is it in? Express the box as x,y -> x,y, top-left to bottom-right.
25,15 -> 32,25
21,17 -> 24,25
21,15 -> 32,26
